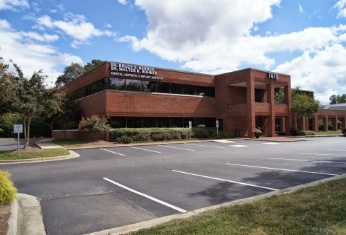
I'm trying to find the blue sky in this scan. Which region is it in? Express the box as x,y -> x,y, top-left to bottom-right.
1,0 -> 346,104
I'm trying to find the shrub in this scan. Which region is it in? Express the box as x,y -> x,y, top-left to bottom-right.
116,136 -> 133,144
191,128 -> 210,138
210,131 -> 233,139
132,133 -> 151,142
0,171 -> 17,204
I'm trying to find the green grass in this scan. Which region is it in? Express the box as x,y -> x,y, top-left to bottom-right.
0,171 -> 17,204
52,138 -> 88,146
131,177 -> 346,235
316,130 -> 343,135
0,148 -> 70,160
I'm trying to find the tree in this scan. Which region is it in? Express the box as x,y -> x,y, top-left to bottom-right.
330,94 -> 346,104
78,115 -> 110,141
291,87 -> 319,129
2,62 -> 64,148
84,59 -> 103,72
55,63 -> 85,88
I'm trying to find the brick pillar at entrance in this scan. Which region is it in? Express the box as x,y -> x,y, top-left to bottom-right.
332,117 -> 337,131
267,82 -> 275,137
247,79 -> 255,137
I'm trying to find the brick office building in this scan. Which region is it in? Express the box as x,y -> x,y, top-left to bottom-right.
60,61 -> 295,138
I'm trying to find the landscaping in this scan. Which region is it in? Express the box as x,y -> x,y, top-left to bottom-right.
130,177 -> 346,235
0,148 -> 70,161
0,171 -> 17,235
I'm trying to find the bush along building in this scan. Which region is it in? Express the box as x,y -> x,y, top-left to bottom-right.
53,61 -> 346,139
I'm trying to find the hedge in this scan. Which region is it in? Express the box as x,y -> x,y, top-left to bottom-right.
110,128 -> 210,143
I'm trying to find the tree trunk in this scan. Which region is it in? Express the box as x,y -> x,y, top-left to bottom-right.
23,117 -> 31,149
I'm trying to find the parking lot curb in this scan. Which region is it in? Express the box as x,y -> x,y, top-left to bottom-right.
7,194 -> 46,235
87,174 -> 346,235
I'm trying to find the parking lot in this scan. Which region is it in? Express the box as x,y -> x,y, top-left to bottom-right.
1,137 -> 346,235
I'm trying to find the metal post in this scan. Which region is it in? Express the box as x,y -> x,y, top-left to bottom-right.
17,132 -> 19,157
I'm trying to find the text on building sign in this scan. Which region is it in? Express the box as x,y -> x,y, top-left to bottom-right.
268,73 -> 279,80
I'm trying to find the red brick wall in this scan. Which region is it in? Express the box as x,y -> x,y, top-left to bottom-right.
78,90 -> 217,118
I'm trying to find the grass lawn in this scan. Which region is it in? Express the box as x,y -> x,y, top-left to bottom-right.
0,148 -> 70,160
316,130 -> 343,135
131,177 -> 346,235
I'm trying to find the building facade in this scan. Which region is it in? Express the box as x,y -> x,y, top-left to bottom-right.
61,61 -> 345,138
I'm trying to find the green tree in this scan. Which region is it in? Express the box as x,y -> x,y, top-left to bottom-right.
3,62 -> 64,148
84,59 -> 103,72
330,94 -> 346,104
291,87 -> 319,129
55,63 -> 85,88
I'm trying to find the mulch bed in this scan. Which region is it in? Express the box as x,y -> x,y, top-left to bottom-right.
0,204 -> 11,235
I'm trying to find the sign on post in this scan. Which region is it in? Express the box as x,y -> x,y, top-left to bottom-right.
188,121 -> 192,139
14,124 -> 23,134
216,120 -> 219,136
13,124 -> 23,156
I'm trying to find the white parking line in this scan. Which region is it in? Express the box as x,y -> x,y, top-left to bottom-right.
327,149 -> 346,152
172,170 -> 277,191
103,178 -> 187,213
225,163 -> 338,176
187,144 -> 226,149
301,153 -> 344,157
229,144 -> 248,148
100,148 -> 125,157
158,145 -> 195,151
212,140 -> 235,143
262,142 -> 281,145
269,157 -> 346,165
132,147 -> 162,154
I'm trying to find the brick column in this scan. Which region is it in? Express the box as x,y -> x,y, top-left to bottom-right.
284,85 -> 292,136
343,115 -> 346,128
266,81 -> 275,137
301,117 -> 307,130
246,79 -> 255,137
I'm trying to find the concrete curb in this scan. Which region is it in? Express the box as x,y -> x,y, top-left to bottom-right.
87,174 -> 346,235
7,194 -> 46,235
0,150 -> 80,165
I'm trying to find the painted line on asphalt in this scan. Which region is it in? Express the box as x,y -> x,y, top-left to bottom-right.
132,147 -> 162,154
186,144 -> 226,149
327,149 -> 346,152
103,177 -> 187,213
262,142 -> 281,145
172,170 -> 277,191
301,153 -> 344,157
100,148 -> 125,157
225,163 -> 338,176
229,144 -> 248,148
212,140 -> 235,143
269,157 -> 346,165
158,145 -> 195,152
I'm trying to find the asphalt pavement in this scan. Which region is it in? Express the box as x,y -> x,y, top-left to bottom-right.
1,137 -> 346,235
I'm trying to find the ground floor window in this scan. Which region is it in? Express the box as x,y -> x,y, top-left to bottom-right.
109,117 -> 216,128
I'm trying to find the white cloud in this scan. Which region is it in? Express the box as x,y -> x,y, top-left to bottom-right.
120,0 -> 281,72
118,0 -> 128,5
0,19 -> 83,86
299,4 -> 304,14
334,0 -> 346,18
36,13 -> 115,47
276,44 -> 346,104
119,1 -> 346,104
0,0 -> 29,11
